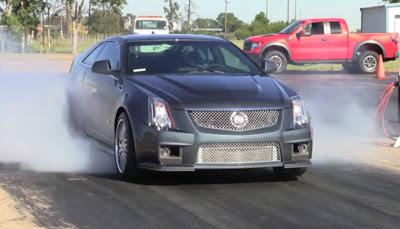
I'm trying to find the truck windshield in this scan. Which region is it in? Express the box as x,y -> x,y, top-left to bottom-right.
279,21 -> 304,34
126,40 -> 263,76
135,20 -> 167,30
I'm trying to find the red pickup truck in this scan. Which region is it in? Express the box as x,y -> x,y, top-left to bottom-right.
244,18 -> 399,73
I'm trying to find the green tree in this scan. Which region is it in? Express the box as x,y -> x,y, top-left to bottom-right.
235,12 -> 289,39
91,0 -> 126,35
164,0 -> 181,30
90,9 -> 121,34
194,18 -> 218,29
216,12 -> 243,32
384,0 -> 400,3
0,0 -> 41,52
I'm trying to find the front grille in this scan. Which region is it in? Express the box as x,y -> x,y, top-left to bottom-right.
189,109 -> 279,131
196,142 -> 281,164
243,41 -> 252,51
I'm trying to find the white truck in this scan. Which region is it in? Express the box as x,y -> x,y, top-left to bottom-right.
133,16 -> 170,35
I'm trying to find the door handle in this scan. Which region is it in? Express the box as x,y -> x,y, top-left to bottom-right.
321,38 -> 327,42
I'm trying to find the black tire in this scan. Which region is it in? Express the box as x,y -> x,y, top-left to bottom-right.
115,112 -> 141,180
273,167 -> 308,177
358,50 -> 379,74
263,50 -> 288,74
342,63 -> 359,74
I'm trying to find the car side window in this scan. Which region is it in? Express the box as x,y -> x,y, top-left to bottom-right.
96,42 -> 121,70
310,22 -> 325,35
82,43 -> 106,66
330,21 -> 342,34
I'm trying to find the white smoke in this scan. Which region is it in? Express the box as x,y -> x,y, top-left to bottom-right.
0,72 -> 116,174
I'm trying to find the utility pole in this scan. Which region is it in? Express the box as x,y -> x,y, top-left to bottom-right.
295,0 -> 297,20
287,0 -> 290,23
224,0 -> 229,38
266,0 -> 268,20
187,0 -> 191,34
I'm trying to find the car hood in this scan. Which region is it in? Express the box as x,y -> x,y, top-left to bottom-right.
127,74 -> 292,110
246,34 -> 290,43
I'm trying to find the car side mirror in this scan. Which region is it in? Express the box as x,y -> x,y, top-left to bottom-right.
261,59 -> 277,74
92,60 -> 120,78
296,29 -> 306,39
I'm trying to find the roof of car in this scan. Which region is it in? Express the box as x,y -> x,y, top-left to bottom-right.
105,34 -> 228,43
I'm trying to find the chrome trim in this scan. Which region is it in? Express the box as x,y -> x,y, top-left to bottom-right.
187,107 -> 283,111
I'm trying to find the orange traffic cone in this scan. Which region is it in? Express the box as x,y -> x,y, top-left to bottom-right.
376,55 -> 388,79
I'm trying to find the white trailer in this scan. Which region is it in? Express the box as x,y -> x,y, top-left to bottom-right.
361,3 -> 400,34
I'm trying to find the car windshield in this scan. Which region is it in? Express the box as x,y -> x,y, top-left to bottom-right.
279,20 -> 304,34
135,20 -> 167,30
126,40 -> 263,76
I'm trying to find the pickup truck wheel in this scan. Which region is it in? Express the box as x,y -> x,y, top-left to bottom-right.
358,50 -> 379,74
264,50 -> 287,73
342,63 -> 359,74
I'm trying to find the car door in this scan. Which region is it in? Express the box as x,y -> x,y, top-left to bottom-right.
290,22 -> 329,61
322,21 -> 348,60
82,41 -> 122,145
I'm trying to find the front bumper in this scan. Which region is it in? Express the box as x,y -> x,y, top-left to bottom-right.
134,109 -> 313,172
245,52 -> 261,63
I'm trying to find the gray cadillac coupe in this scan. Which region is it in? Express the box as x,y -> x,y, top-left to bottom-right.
67,35 -> 313,179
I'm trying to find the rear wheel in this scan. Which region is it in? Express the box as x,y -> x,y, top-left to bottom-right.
273,167 -> 308,177
342,63 -> 359,74
264,50 -> 288,73
115,112 -> 141,180
358,50 -> 379,74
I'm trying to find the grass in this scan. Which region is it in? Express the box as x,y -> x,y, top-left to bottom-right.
231,40 -> 399,72
29,41 -> 93,54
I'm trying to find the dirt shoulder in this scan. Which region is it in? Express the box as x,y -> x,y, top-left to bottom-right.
0,185 -> 43,229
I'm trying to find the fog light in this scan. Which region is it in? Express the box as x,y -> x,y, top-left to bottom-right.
161,147 -> 171,157
298,144 -> 309,153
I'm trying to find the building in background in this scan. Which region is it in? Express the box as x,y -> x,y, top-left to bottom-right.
361,3 -> 400,33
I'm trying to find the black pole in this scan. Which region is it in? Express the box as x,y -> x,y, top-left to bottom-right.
398,74 -> 400,123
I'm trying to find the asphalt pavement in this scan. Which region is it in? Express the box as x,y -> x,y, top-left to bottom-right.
1,68 -> 400,229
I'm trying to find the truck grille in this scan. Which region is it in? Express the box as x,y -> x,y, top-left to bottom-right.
243,41 -> 252,51
196,142 -> 281,164
189,109 -> 279,131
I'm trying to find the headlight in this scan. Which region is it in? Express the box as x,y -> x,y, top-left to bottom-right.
291,96 -> 309,129
251,42 -> 263,50
149,98 -> 176,130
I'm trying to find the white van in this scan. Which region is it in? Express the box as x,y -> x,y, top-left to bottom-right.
133,16 -> 169,35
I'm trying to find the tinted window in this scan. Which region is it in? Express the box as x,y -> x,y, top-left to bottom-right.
83,43 -> 106,66
330,22 -> 342,34
311,22 -> 325,35
96,42 -> 120,70
126,41 -> 262,76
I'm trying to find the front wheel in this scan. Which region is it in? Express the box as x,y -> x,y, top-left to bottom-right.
264,50 -> 288,74
358,50 -> 379,74
273,167 -> 308,177
115,112 -> 141,180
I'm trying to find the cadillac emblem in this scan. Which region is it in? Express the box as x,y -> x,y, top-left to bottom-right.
230,112 -> 249,129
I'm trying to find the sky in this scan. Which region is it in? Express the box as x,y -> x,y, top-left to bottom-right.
123,0 -> 385,30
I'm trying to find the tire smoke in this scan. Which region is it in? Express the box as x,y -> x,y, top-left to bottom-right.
0,71 -> 116,174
